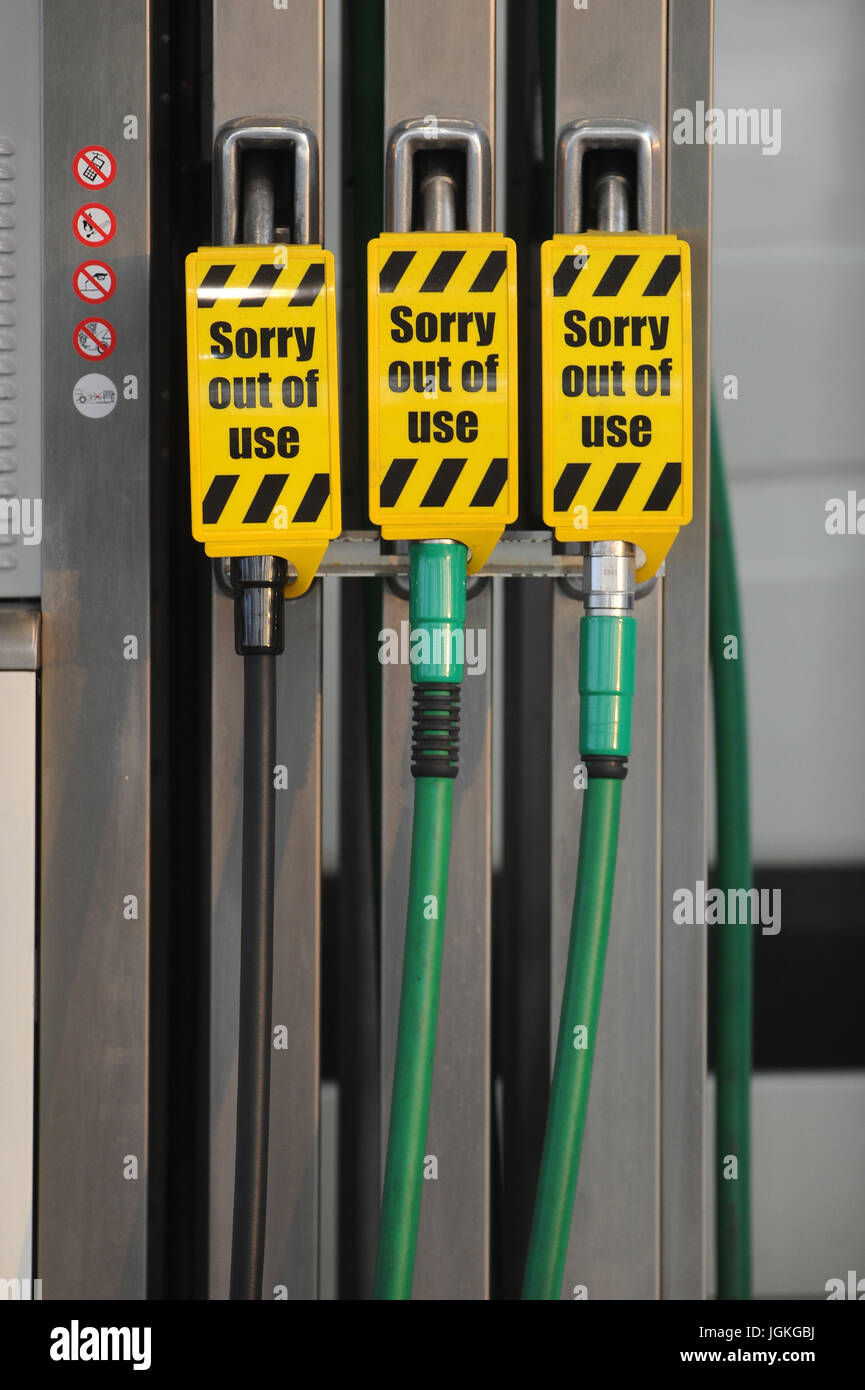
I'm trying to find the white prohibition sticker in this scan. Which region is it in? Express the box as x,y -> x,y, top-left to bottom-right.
73,146 -> 116,190
73,373 -> 117,418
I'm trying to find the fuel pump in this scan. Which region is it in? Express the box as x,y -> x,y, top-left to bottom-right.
367,122 -> 517,1299
185,120 -> 340,1298
525,121 -> 693,1299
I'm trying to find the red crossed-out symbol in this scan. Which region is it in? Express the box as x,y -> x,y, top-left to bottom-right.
73,145 -> 116,190
73,203 -> 116,247
73,259 -> 116,303
73,316 -> 116,360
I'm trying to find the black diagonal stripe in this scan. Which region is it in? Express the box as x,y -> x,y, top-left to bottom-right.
243,473 -> 288,523
643,461 -> 682,511
643,255 -> 681,297
552,462 -> 590,513
289,263 -> 325,306
238,263 -> 281,307
593,255 -> 638,296
595,461 -> 639,511
553,255 -> 583,297
379,250 -> 415,293
470,457 -> 508,507
380,458 -> 416,508
202,473 -> 238,524
293,472 -> 331,523
197,263 -> 234,307
420,458 -> 466,507
420,250 -> 465,293
468,250 -> 507,293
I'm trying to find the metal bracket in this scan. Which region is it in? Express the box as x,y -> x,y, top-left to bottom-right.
556,117 -> 662,236
212,116 -> 320,246
385,117 -> 492,233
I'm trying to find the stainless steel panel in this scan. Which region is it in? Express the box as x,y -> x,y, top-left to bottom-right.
379,0 -> 497,1300
209,0 -> 325,1299
213,0 -> 324,235
551,582 -> 663,1299
209,584 -> 322,1299
0,672 -> 37,1292
552,0 -> 667,1300
662,0 -> 712,1301
384,1 -> 496,172
555,0 -> 666,136
380,582 -> 492,1300
39,0 -> 152,1299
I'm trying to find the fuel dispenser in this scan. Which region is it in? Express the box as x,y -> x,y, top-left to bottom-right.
186,117 -> 341,1297
3,0 -> 724,1305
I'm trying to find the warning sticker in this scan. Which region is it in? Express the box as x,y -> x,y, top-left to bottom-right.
73,260 -> 116,303
367,232 -> 518,575
74,203 -> 116,247
73,146 -> 116,191
185,245 -> 341,597
73,316 -> 115,360
541,233 -> 692,579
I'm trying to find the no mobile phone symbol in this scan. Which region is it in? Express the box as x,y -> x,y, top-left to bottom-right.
73,145 -> 116,191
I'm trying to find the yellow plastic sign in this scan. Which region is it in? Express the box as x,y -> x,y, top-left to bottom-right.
368,232 -> 518,574
186,245 -> 340,596
541,233 -> 692,579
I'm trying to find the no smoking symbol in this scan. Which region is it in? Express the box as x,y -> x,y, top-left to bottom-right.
73,203 -> 116,247
74,316 -> 116,361
73,145 -> 116,190
73,260 -> 116,304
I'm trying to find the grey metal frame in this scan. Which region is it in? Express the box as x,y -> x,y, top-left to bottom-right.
208,0 -> 326,1301
379,0 -> 497,1300
662,0 -> 712,1300
38,0 -> 154,1299
548,0 -> 711,1299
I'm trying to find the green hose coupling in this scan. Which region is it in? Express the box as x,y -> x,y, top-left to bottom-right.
408,539 -> 467,780
579,614 -> 636,762
579,539 -> 636,774
408,540 -> 467,684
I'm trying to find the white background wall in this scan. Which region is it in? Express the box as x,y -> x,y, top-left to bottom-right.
711,0 -> 865,1299
712,0 -> 865,866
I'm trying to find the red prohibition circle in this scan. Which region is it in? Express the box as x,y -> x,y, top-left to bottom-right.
73,316 -> 116,361
73,145 -> 116,191
73,259 -> 116,304
73,203 -> 117,247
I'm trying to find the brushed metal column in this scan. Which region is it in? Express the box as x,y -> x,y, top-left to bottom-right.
378,0 -> 497,1300
39,0 -> 153,1299
551,0 -> 667,1300
208,0 -> 325,1299
662,0 -> 712,1300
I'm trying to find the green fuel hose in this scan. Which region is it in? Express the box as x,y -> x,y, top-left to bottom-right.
523,592 -> 636,1300
710,399 -> 753,1300
522,774 -> 623,1299
374,540 -> 466,1300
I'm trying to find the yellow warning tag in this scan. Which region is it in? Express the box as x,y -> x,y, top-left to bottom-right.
367,233 -> 518,574
541,233 -> 692,580
185,245 -> 341,597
